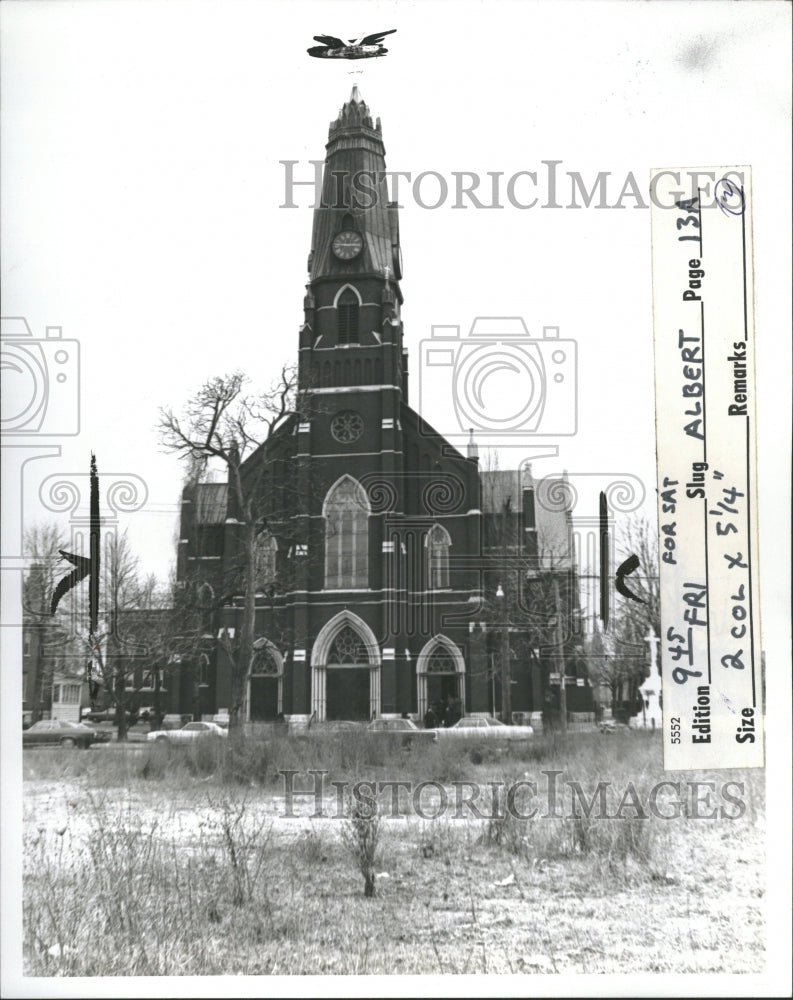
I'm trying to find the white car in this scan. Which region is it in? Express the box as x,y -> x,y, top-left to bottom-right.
146,721 -> 228,744
435,716 -> 534,740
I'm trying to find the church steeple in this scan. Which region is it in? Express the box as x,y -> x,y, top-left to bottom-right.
309,87 -> 402,291
300,89 -> 406,397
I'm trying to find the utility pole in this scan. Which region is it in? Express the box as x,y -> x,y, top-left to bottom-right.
552,575 -> 567,731
496,583 -> 511,724
110,603 -> 128,743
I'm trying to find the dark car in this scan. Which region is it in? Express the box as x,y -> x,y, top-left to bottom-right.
23,720 -> 110,749
308,720 -> 366,734
366,717 -> 438,747
81,706 -> 146,725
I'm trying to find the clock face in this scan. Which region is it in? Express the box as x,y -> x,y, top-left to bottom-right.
332,230 -> 363,260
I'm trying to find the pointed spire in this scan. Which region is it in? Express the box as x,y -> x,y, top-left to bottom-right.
330,86 -> 379,137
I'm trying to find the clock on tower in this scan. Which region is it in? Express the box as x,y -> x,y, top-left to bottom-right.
332,230 -> 363,260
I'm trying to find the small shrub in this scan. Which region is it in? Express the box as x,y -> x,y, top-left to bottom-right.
341,791 -> 381,897
208,794 -> 272,906
186,735 -> 225,776
139,741 -> 171,780
295,822 -> 329,866
220,736 -> 270,785
481,784 -> 527,855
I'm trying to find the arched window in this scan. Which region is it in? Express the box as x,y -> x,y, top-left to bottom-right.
251,642 -> 281,675
249,638 -> 283,722
426,524 -> 451,589
254,532 -> 277,592
337,287 -> 359,344
324,476 -> 370,589
198,653 -> 211,686
427,644 -> 458,673
327,624 -> 368,665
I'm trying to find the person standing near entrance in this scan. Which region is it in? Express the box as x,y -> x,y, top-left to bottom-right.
424,704 -> 439,729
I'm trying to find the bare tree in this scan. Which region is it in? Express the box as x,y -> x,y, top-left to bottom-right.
613,513 -> 660,644
158,367 -> 306,730
76,530 -> 146,740
587,514 -> 660,719
52,527 -> 168,740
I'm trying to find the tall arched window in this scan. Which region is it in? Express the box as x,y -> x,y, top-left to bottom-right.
324,476 -> 370,589
254,532 -> 277,592
197,582 -> 215,608
426,523 -> 451,589
249,638 -> 283,722
337,287 -> 359,344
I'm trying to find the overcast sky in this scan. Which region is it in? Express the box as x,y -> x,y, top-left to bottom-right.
2,0 -> 790,610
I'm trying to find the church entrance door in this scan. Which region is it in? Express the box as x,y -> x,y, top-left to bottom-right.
326,667 -> 371,721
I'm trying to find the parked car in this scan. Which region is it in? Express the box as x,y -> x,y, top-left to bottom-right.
146,721 -> 228,745
308,720 -> 366,734
23,720 -> 111,749
434,715 -> 534,740
81,706 -> 142,725
366,717 -> 437,745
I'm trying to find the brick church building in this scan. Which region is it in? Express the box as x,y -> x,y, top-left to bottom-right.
169,87 -> 591,727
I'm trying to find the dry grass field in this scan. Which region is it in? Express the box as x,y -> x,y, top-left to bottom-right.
22,730 -> 765,976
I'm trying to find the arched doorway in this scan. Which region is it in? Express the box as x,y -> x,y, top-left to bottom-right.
311,611 -> 381,722
416,635 -> 466,720
247,639 -> 283,722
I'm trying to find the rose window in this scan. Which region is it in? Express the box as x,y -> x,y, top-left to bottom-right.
331,410 -> 364,443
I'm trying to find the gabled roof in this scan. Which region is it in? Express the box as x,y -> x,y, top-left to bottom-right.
481,468 -> 573,565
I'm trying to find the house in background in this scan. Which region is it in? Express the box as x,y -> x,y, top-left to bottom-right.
479,466 -> 592,726
23,561 -> 89,724
49,674 -> 87,723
